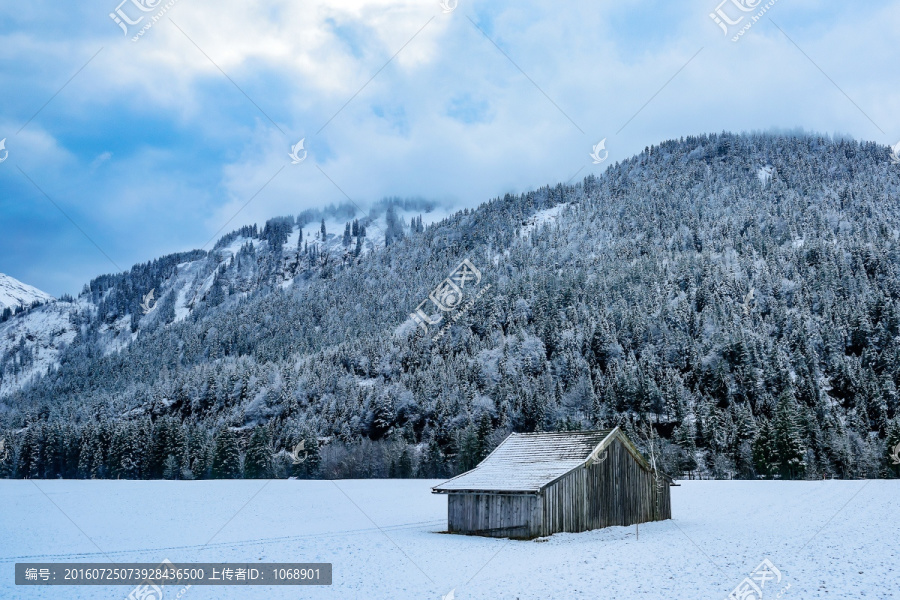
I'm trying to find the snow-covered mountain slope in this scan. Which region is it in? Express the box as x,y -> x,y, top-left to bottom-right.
0,273 -> 53,312
0,200 -> 449,396
0,300 -> 80,397
3,132 -> 900,483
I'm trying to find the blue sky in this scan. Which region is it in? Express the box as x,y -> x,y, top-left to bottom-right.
1,0 -> 898,296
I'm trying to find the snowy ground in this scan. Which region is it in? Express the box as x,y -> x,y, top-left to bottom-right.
0,479 -> 896,599
518,203 -> 568,238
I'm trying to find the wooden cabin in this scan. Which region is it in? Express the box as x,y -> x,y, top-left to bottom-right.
432,428 -> 672,539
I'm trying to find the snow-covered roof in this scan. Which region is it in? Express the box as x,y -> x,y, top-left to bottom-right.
433,430 -> 615,493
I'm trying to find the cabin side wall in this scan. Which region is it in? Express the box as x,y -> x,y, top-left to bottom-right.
541,463 -> 591,534
541,438 -> 671,536
656,474 -> 671,522
447,492 -> 542,539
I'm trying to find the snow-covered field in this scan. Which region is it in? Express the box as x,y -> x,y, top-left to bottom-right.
0,479 -> 896,599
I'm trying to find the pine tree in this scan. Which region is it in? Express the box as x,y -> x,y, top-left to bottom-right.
110,424 -> 140,479
77,425 -> 102,479
397,446 -> 413,478
884,419 -> 900,478
773,391 -> 806,479
244,426 -> 273,479
162,454 -> 180,480
732,404 -> 757,477
673,423 -> 698,477
179,447 -> 195,480
0,435 -> 13,479
20,426 -> 43,479
474,412 -> 493,462
417,435 -> 446,478
201,374 -> 217,412
521,389 -> 544,433
148,419 -> 169,478
149,417 -> 184,478
371,393 -> 395,440
43,423 -> 64,479
752,418 -> 777,479
457,427 -> 480,472
186,428 -> 212,480
212,428 -> 242,479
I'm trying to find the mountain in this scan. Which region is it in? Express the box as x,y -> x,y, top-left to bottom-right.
0,199 -> 442,397
0,273 -> 53,313
2,132 -> 900,483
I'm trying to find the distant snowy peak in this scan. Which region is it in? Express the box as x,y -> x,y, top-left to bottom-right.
0,273 -> 54,311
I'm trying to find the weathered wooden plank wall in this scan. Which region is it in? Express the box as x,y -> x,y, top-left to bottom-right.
447,492 -> 542,539
540,438 -> 671,537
